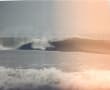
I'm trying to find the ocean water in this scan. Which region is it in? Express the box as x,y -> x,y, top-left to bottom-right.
0,50 -> 75,70
0,50 -> 110,70
0,51 -> 110,90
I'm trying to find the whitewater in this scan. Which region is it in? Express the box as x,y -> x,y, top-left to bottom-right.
0,37 -> 53,50
0,67 -> 109,90
0,51 -> 109,90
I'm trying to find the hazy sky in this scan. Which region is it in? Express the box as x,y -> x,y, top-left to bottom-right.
0,1 -> 55,38
0,0 -> 110,39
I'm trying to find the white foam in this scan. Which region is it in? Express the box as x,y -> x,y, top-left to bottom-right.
0,45 -> 13,50
0,67 -> 109,90
31,38 -> 53,50
0,67 -> 63,90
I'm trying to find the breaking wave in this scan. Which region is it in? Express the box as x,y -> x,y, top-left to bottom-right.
0,66 -> 109,90
0,37 -> 110,54
0,37 -> 54,50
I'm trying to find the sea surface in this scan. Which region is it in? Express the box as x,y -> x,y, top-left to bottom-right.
0,50 -> 110,71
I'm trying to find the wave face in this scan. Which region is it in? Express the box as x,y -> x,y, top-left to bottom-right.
0,67 -> 109,90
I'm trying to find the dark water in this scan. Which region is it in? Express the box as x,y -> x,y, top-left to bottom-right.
0,50 -> 110,71
0,50 -> 73,70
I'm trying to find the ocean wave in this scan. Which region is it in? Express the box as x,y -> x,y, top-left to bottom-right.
19,38 -> 54,50
0,37 -> 110,54
0,37 -> 53,50
0,67 -> 109,90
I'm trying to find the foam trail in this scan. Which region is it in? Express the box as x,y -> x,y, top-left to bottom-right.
0,67 -> 109,90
